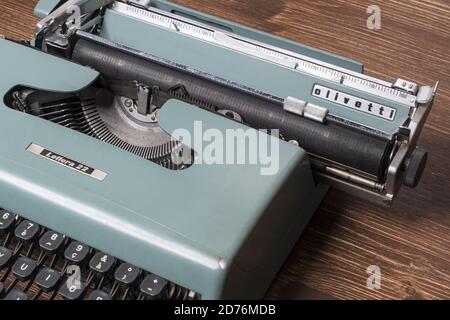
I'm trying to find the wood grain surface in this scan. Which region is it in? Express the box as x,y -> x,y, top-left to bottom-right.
0,0 -> 448,300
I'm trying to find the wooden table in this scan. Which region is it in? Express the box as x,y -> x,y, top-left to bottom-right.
0,0 -> 448,300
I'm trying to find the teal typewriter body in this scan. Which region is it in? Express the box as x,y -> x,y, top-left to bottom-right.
0,0 -> 436,300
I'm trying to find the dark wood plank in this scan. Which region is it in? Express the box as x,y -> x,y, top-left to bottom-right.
0,0 -> 448,300
0,0 -> 38,40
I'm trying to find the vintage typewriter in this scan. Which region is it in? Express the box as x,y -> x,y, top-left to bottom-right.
0,0 -> 437,300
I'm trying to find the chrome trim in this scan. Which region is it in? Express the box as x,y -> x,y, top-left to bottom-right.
112,1 -> 417,107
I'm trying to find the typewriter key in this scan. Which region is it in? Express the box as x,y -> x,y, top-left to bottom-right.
114,263 -> 141,286
87,290 -> 112,300
11,256 -> 37,281
14,220 -> 40,243
89,252 -> 116,275
39,231 -> 66,253
0,246 -> 12,269
4,289 -> 28,300
34,267 -> 61,292
59,281 -> 86,300
0,210 -> 16,235
64,241 -> 91,265
140,274 -> 168,299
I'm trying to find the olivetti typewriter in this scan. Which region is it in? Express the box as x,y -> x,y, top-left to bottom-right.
0,0 -> 437,300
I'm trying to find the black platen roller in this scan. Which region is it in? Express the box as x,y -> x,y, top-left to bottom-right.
72,39 -> 394,180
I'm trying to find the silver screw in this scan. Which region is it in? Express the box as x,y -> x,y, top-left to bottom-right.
124,99 -> 133,108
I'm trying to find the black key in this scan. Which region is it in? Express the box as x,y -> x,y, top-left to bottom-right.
89,252 -> 116,275
34,267 -> 61,292
64,241 -> 91,265
0,246 -> 12,269
140,274 -> 168,299
39,231 -> 65,253
114,263 -> 141,286
59,280 -> 86,300
87,290 -> 112,300
11,256 -> 37,281
14,220 -> 40,242
0,210 -> 16,234
4,289 -> 28,300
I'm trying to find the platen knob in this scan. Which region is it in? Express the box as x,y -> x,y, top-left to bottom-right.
404,148 -> 428,188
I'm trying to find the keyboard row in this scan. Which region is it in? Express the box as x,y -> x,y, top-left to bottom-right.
0,209 -> 199,300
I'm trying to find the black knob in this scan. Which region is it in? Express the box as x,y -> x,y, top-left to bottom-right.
404,148 -> 428,188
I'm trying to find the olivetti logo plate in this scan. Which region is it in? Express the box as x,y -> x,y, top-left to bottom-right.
312,84 -> 397,121
26,143 -> 107,181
